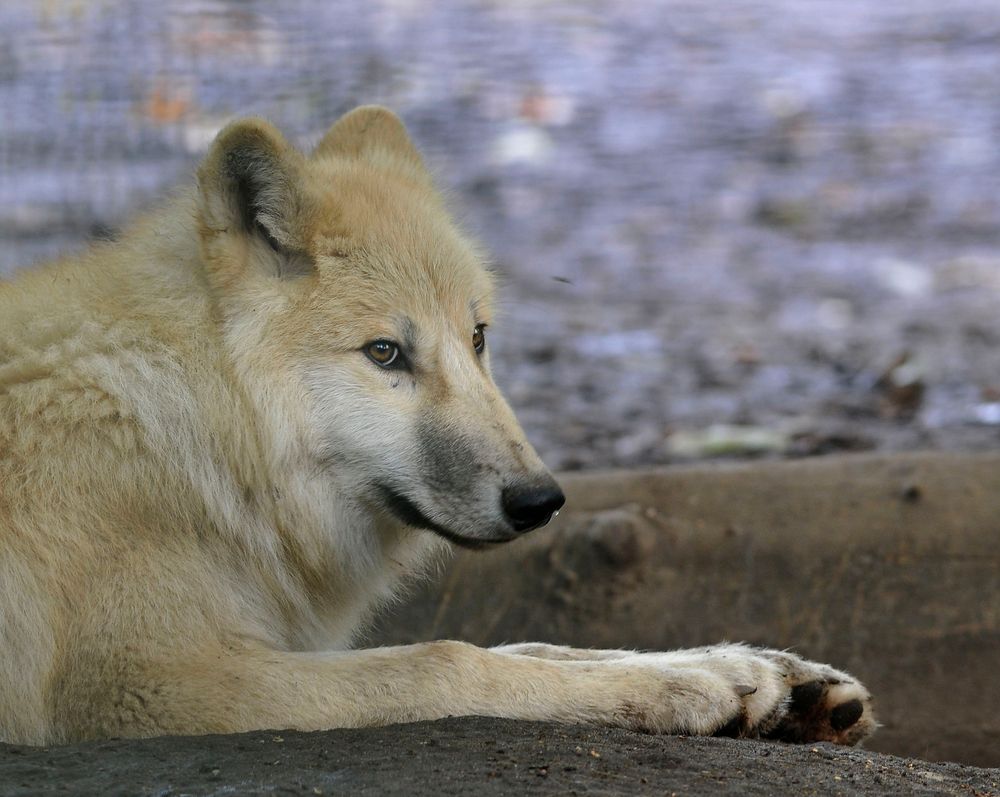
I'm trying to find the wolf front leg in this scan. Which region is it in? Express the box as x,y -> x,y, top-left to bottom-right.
65,641 -> 875,743
66,640 -> 781,741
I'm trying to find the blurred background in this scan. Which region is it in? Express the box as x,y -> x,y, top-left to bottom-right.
3,0 -> 1000,471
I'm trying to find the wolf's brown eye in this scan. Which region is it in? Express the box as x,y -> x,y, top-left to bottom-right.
365,340 -> 400,368
473,324 -> 486,354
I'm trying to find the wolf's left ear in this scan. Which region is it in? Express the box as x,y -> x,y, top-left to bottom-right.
198,118 -> 313,280
313,106 -> 427,179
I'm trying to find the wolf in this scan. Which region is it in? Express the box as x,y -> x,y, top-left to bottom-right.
0,106 -> 875,746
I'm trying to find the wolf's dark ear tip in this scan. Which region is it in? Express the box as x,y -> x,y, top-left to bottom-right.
830,699 -> 864,731
212,118 -> 284,149
204,119 -> 288,180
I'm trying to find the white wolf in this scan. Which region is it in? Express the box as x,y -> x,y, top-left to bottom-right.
0,106 -> 875,745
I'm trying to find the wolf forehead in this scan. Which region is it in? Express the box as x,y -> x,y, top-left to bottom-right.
306,165 -> 496,308
197,105 -> 496,328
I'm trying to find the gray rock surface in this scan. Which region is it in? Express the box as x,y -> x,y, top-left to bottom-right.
2,718 -> 997,797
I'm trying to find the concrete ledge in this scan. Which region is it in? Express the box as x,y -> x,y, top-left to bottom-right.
373,452 -> 1000,767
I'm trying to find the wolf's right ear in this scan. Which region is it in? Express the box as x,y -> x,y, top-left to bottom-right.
197,119 -> 312,281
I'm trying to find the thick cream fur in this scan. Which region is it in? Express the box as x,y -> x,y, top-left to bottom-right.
0,107 -> 875,745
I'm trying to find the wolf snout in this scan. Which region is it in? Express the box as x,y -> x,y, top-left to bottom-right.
501,478 -> 565,533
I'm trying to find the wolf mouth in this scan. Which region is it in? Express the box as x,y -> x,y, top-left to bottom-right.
374,483 -> 509,550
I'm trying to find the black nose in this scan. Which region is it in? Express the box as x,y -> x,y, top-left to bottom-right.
501,480 -> 566,533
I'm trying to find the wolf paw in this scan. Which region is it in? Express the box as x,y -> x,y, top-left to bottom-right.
750,647 -> 876,746
693,645 -> 876,745
497,641 -> 875,745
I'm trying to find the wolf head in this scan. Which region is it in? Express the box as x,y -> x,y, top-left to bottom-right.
195,107 -> 563,548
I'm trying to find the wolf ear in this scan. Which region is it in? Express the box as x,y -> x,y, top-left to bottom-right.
198,118 -> 313,279
313,106 -> 426,177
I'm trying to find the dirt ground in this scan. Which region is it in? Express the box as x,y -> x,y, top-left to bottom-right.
2,718 -> 997,797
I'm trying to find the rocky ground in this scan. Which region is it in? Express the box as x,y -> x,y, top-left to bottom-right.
2,718 -> 997,797
3,0 -> 1000,470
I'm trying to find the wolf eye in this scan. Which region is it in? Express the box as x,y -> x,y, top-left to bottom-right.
472,324 -> 487,354
365,340 -> 401,368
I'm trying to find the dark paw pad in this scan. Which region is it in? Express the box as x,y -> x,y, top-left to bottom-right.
767,681 -> 870,745
713,713 -> 746,738
830,699 -> 864,732
789,681 -> 824,713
